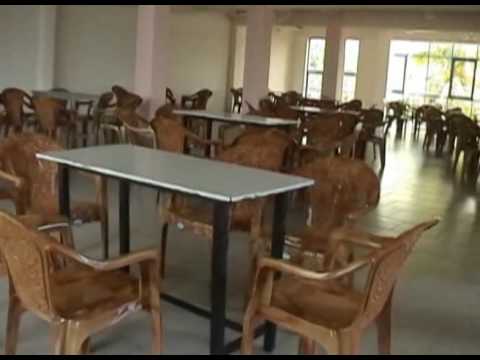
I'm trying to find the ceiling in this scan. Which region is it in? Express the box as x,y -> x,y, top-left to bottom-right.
175,5 -> 480,13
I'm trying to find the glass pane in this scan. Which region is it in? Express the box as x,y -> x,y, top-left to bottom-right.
472,102 -> 480,121
342,75 -> 356,102
344,39 -> 360,74
388,54 -> 407,93
306,73 -> 323,99
454,43 -> 478,59
307,38 -> 325,72
406,52 -> 429,97
430,42 -> 453,59
451,60 -> 475,99
448,98 -> 473,116
426,57 -> 451,100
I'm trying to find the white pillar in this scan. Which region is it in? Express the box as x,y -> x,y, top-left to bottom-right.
36,5 -> 57,90
242,5 -> 273,112
134,5 -> 170,118
322,17 -> 342,100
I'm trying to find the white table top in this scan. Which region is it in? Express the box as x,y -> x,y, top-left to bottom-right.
291,106 -> 362,117
173,110 -> 298,127
37,145 -> 314,203
33,90 -> 100,103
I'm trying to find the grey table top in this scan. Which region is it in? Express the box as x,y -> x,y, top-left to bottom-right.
37,145 -> 314,203
32,90 -> 100,103
173,110 -> 298,127
291,106 -> 362,117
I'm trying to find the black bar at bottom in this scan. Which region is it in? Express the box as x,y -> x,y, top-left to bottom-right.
119,180 -> 130,256
264,192 -> 288,352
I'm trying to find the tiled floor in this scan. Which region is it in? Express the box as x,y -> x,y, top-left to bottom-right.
1,126 -> 480,354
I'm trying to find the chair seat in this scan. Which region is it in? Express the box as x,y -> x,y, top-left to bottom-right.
51,265 -> 139,320
271,275 -> 363,329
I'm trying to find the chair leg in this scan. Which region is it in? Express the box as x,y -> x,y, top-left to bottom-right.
453,148 -> 462,172
298,337 -> 316,355
379,140 -> 386,171
337,332 -> 361,355
51,323 -> 67,355
377,292 -> 393,355
63,321 -> 88,355
4,295 -> 25,355
160,223 -> 169,278
240,313 -> 258,355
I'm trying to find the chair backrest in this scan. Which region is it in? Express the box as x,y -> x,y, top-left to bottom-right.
32,97 -> 68,136
274,98 -> 298,120
340,99 -> 362,111
96,91 -> 115,111
387,101 -> 408,118
301,98 -> 337,110
0,211 -> 55,318
305,113 -> 358,146
151,115 -> 189,153
355,220 -> 439,329
281,91 -> 302,106
181,89 -> 213,110
166,87 -> 176,105
217,131 -> 292,227
295,157 -> 380,246
118,109 -> 156,148
0,134 -> 62,215
361,109 -> 385,132
112,85 -> 142,110
1,88 -> 32,128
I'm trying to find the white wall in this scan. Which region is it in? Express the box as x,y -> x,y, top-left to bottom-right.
169,12 -> 231,112
233,25 -> 302,94
0,6 -> 42,90
54,5 -> 137,94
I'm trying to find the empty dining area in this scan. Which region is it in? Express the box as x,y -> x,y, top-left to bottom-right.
1,4 -> 480,355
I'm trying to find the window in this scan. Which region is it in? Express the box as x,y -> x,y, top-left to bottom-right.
304,38 -> 325,99
386,40 -> 480,116
341,39 -> 360,102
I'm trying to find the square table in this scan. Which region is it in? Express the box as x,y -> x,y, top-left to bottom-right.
173,110 -> 299,156
37,144 -> 314,354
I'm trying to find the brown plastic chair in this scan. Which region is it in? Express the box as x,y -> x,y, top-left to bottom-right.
280,91 -> 303,107
241,220 -> 439,355
159,130 -> 291,279
32,97 -> 74,148
277,157 -> 380,273
0,211 -> 162,355
166,87 -> 176,105
0,88 -> 34,135
339,99 -> 362,112
422,106 -> 447,156
93,91 -> 116,145
360,109 -> 387,170
0,134 -> 110,259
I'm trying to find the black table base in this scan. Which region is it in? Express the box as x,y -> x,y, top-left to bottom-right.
58,167 -> 288,354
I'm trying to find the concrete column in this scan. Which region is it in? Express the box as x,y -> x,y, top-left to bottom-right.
134,5 -> 170,118
36,5 -> 57,90
242,5 -> 273,112
322,16 -> 342,100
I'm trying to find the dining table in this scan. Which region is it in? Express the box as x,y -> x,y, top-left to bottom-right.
37,144 -> 314,354
173,109 -> 299,156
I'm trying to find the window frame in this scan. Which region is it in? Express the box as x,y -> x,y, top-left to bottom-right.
341,38 -> 361,102
448,57 -> 478,101
303,37 -> 326,98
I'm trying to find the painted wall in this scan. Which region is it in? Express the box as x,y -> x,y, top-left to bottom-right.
169,12 -> 231,112
0,6 -> 42,90
54,5 -> 137,94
